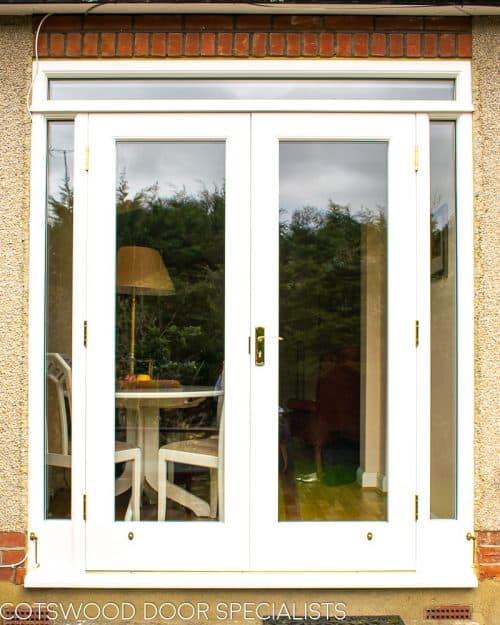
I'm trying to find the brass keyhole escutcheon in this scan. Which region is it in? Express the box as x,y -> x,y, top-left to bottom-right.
367,532 -> 373,541
128,532 -> 134,541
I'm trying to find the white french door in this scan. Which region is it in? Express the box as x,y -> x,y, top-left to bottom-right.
84,112 -> 417,572
250,114 -> 417,570
85,114 -> 251,570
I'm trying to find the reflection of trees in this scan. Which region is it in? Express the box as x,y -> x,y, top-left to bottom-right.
279,201 -> 386,398
47,152 -> 74,354
116,179 -> 225,385
430,190 -> 453,281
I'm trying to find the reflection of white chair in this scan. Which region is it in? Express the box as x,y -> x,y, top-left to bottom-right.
157,392 -> 224,520
46,353 -> 142,521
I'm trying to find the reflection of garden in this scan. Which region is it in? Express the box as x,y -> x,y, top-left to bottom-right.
114,175 -> 387,397
279,201 -> 386,402
115,175 -> 225,387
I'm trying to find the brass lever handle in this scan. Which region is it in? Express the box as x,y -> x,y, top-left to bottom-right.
255,328 -> 284,366
255,327 -> 265,366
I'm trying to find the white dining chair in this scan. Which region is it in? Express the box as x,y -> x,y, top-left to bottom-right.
46,353 -> 142,521
157,390 -> 224,520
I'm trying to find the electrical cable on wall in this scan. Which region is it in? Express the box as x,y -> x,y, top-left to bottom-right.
0,549 -> 29,569
26,12 -> 51,120
26,2 -> 109,119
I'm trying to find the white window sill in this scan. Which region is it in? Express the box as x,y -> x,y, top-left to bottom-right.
25,568 -> 478,589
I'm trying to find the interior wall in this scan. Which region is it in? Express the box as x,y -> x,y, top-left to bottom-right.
430,273 -> 457,518
360,223 -> 387,487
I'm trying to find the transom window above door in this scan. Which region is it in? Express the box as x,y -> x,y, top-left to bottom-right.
48,77 -> 456,101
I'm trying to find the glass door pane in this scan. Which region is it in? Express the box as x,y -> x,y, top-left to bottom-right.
45,121 -> 74,519
278,141 -> 388,523
429,121 -> 457,519
250,114 -> 416,571
85,114 -> 250,571
114,141 -> 225,523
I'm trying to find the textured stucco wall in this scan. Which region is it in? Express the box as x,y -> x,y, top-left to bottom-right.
472,16 -> 500,531
0,16 -> 32,531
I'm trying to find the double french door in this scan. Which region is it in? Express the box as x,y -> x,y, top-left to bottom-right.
84,112 -> 416,572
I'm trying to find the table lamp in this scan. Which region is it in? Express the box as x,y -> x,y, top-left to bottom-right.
116,245 -> 175,375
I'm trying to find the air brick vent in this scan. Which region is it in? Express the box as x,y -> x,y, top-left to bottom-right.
1,606 -> 50,625
425,605 -> 472,620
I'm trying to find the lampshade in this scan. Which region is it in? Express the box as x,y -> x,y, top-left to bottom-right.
116,246 -> 175,296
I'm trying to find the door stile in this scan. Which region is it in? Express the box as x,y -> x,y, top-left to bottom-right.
72,113 -> 89,570
415,114 -> 431,528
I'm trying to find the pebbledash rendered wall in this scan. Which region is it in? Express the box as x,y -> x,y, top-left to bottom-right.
0,11 -> 498,623
0,15 -> 32,582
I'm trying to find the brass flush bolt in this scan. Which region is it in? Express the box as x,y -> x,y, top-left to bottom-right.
29,532 -> 40,568
466,531 -> 477,565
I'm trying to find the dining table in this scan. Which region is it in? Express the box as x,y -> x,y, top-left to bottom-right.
114,385 -> 223,506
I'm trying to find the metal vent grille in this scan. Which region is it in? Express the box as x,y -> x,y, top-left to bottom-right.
2,606 -> 50,625
425,605 -> 472,620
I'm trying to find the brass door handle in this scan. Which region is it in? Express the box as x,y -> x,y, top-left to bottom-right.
255,327 -> 265,366
255,328 -> 284,366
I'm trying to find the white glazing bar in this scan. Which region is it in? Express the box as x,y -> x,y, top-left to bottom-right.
30,100 -> 474,115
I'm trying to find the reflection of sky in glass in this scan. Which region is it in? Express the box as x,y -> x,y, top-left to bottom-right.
47,121 -> 74,200
117,142 -> 225,199
50,79 -> 455,101
280,142 -> 387,223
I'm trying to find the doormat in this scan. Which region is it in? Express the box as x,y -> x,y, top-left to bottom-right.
265,618 -> 405,625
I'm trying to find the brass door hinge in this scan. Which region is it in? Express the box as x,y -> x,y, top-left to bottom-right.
414,144 -> 419,172
415,320 -> 420,347
83,320 -> 88,347
415,494 -> 419,520
84,144 -> 90,172
83,494 -> 87,521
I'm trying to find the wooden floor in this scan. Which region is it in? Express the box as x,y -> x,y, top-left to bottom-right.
279,437 -> 387,522
279,471 -> 387,521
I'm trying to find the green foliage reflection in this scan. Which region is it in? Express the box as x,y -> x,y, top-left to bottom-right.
116,176 -> 225,385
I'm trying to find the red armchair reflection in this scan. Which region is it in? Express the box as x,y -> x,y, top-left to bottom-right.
285,347 -> 360,480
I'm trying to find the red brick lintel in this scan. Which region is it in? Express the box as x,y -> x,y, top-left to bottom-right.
33,14 -> 472,59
